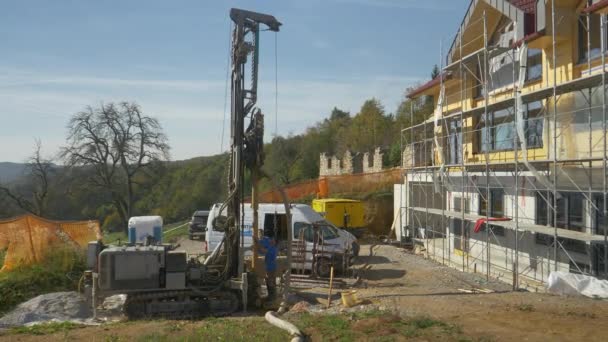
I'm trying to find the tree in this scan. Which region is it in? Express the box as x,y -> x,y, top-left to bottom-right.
263,135 -> 302,184
347,98 -> 391,152
329,107 -> 350,121
0,140 -> 54,216
61,102 -> 169,232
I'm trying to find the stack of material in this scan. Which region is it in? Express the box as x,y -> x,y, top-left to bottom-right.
0,292 -> 92,328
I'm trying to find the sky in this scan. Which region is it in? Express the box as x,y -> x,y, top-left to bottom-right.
0,0 -> 469,163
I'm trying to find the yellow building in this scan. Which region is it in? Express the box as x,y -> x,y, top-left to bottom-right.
397,0 -> 608,290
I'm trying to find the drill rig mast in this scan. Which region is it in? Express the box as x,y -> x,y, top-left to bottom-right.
224,9 -> 281,279
83,8 -> 281,319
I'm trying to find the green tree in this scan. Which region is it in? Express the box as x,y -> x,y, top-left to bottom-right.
263,135 -> 303,185
61,102 -> 170,232
346,98 -> 391,152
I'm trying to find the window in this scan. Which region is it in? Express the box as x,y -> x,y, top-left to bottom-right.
493,108 -> 515,150
294,222 -> 314,242
535,192 -> 585,232
535,192 -> 552,226
264,213 -> 288,241
578,9 -> 607,63
320,224 -> 339,240
452,218 -> 470,252
479,188 -> 504,217
525,101 -> 544,148
453,197 -> 469,213
526,49 -> 542,81
478,108 -> 515,152
478,188 -> 505,236
535,233 -> 588,254
293,222 -> 338,243
478,101 -> 544,152
570,261 -> 591,274
592,245 -> 607,277
447,119 -> 463,164
594,194 -> 607,236
573,86 -> 606,127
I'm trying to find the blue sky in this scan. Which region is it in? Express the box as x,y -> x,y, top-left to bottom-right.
0,0 -> 469,162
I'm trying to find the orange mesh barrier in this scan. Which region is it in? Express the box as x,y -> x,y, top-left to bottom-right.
258,168 -> 402,202
0,214 -> 101,272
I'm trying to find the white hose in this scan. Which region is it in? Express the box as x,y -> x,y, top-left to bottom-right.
264,311 -> 304,342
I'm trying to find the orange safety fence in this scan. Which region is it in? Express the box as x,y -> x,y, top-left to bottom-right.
257,168 -> 403,202
0,214 -> 101,272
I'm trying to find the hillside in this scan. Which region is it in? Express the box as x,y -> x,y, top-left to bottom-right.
0,163 -> 26,183
0,96 -> 432,232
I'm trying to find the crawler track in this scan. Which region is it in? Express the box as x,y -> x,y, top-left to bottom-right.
124,290 -> 239,319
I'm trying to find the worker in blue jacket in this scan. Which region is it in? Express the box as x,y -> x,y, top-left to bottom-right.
255,235 -> 278,300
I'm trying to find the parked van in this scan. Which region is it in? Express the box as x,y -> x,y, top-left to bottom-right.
188,210 -> 209,240
205,203 -> 359,277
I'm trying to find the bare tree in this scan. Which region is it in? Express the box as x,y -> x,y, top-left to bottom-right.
60,102 -> 169,231
0,140 -> 54,216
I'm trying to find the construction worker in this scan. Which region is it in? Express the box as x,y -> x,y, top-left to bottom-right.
254,235 -> 278,300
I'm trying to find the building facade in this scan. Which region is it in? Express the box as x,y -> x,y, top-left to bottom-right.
396,0 -> 608,290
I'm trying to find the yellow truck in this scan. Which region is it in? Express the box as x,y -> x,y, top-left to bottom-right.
312,198 -> 366,237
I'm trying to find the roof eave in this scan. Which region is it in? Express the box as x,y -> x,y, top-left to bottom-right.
447,0 -> 532,65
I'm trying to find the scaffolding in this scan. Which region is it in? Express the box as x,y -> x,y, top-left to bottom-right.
400,3 -> 608,290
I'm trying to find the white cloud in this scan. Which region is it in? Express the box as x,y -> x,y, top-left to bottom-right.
0,68 -> 422,162
0,74 -> 223,92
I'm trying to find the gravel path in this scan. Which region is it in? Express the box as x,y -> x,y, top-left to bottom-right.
347,244 -> 608,341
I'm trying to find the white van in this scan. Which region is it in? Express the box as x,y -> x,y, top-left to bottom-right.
205,203 -> 359,277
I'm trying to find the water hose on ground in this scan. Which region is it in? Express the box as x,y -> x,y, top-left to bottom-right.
265,311 -> 304,342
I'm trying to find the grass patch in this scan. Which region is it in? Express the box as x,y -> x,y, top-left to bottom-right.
163,221 -> 189,242
566,311 -> 597,319
103,231 -> 127,244
293,310 -> 465,341
11,321 -> 84,335
130,317 -> 288,342
5,312 -> 474,341
515,304 -> 534,312
0,247 -> 85,315
102,221 -> 189,245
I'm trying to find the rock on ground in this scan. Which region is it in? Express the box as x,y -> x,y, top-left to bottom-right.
0,292 -> 92,328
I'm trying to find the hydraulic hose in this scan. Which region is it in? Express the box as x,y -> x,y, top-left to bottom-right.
264,311 -> 304,342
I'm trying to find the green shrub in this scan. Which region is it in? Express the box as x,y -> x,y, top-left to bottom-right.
0,247 -> 86,315
11,321 -> 84,335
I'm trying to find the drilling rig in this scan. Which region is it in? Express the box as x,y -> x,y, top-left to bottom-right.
82,8 -> 281,318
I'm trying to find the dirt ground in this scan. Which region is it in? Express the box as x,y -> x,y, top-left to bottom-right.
2,242 -> 607,341
344,243 -> 608,342
172,236 -> 207,254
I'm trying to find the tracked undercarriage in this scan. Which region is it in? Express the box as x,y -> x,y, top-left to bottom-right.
123,290 -> 240,319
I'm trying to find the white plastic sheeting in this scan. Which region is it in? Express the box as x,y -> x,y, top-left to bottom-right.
547,271 -> 608,299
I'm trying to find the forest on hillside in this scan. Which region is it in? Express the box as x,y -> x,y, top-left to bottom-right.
0,82 -> 435,232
